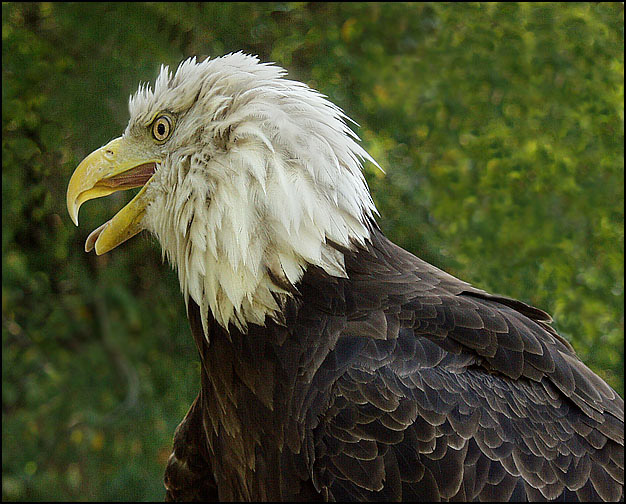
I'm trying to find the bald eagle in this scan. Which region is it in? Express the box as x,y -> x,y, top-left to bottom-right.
67,53 -> 623,501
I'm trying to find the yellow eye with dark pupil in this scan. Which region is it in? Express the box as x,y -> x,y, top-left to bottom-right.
152,115 -> 172,142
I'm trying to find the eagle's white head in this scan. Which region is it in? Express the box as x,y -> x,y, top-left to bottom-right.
67,53 -> 379,333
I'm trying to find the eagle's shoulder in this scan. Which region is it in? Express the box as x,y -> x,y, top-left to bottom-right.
297,228 -> 624,501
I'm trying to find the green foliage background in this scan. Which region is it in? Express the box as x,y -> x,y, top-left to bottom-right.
3,2 -> 623,501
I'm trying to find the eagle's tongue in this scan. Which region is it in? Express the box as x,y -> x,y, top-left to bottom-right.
102,162 -> 157,189
85,221 -> 110,252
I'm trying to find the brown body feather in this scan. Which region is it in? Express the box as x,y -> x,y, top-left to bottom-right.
164,224 -> 624,501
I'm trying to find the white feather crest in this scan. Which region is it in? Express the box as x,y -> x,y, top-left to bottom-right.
137,53 -> 380,333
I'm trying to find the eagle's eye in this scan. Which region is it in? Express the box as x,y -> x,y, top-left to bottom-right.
152,114 -> 173,142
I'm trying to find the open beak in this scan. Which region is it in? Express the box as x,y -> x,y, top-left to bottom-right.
67,136 -> 158,255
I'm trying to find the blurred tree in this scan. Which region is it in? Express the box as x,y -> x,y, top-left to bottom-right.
3,2 -> 623,501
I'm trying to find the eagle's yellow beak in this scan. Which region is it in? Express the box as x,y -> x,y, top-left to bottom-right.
67,136 -> 158,255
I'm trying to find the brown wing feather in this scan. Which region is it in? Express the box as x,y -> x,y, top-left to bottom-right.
308,227 -> 624,501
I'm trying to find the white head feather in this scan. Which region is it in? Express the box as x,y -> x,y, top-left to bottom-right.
129,53 -> 379,333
